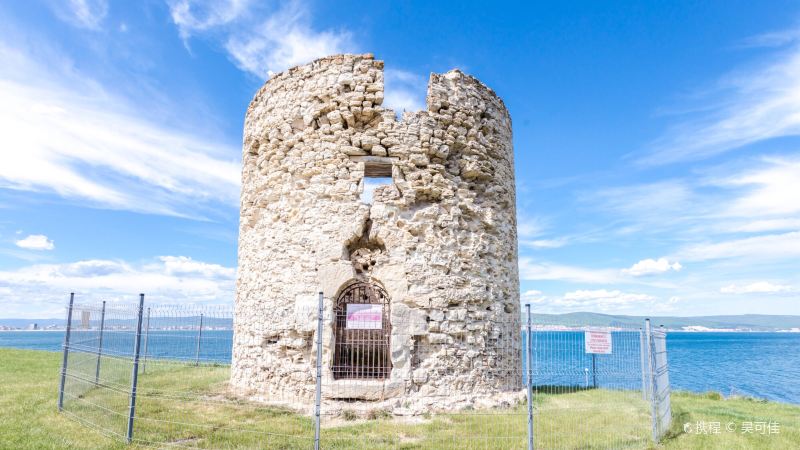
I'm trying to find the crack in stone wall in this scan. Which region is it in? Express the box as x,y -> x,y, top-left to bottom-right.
232,53 -> 521,414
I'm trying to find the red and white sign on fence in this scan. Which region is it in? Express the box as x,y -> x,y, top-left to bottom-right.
585,329 -> 613,354
346,304 -> 383,329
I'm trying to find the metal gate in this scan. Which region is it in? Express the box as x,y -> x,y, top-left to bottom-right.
647,322 -> 672,442
331,280 -> 392,380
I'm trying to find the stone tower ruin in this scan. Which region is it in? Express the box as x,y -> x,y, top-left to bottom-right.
231,54 -> 520,413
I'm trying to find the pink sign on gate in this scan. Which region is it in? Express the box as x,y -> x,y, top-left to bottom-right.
346,304 -> 383,329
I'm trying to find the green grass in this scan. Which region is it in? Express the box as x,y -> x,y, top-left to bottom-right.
0,348 -> 797,449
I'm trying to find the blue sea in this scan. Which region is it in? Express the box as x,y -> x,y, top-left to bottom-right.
2,330 -> 799,405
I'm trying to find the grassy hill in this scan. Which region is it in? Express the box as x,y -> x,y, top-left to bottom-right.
1,348 -> 798,449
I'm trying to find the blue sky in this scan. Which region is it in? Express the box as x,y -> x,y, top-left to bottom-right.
1,0 -> 799,318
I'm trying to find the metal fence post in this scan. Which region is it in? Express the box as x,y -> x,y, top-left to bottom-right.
126,293 -> 145,444
195,313 -> 203,366
645,319 -> 658,444
639,327 -> 647,401
142,307 -> 150,373
58,293 -> 75,411
94,300 -> 106,385
592,354 -> 597,388
526,303 -> 534,450
314,292 -> 324,450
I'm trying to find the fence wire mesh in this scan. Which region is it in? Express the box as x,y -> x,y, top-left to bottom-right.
649,325 -> 672,442
525,314 -> 654,449
58,294 -> 671,449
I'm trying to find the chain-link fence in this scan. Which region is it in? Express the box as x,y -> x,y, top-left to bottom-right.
57,293 -> 671,449
524,308 -> 669,449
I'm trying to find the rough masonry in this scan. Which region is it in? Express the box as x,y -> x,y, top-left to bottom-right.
231,53 -> 521,415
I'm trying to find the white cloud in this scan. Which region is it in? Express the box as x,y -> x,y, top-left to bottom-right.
520,238 -> 569,249
517,216 -> 547,238
167,1 -> 355,79
676,231 -> 800,262
586,180 -> 698,233
729,218 -> 800,233
520,290 -> 546,305
51,0 -> 109,30
15,235 -> 54,251
521,289 -> 543,299
167,1 -> 427,115
517,216 -> 571,249
563,289 -> 655,305
719,157 -> 800,217
720,282 -> 794,294
519,258 -> 620,284
168,0 -> 251,40
157,255 -> 235,279
0,39 -> 240,218
519,287 -> 661,313
383,69 -> 426,113
225,6 -> 353,78
586,157 -> 800,242
623,258 -> 682,276
740,27 -> 800,48
0,256 -> 235,317
640,29 -> 800,165
525,289 -> 658,314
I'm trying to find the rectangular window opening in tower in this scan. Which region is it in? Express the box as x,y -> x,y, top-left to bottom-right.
360,159 -> 394,204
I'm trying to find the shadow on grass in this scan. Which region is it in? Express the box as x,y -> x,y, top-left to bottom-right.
532,384 -> 599,395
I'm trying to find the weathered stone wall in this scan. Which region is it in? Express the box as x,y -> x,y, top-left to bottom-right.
231,53 -> 520,413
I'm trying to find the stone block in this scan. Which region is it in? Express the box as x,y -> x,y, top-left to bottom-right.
317,261 -> 355,297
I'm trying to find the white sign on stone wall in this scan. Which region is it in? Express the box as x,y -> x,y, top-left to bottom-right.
346,304 -> 383,329
585,330 -> 612,354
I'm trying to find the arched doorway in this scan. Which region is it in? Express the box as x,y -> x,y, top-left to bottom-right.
332,280 -> 392,380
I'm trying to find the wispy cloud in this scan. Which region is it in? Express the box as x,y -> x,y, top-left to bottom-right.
716,156 -> 800,217
383,69 -> 426,113
15,235 -> 54,251
226,5 -> 353,78
522,288 -> 659,314
168,1 -> 354,79
521,238 -> 570,249
676,231 -> 800,262
0,256 -> 235,317
0,38 -> 240,218
640,28 -> 800,165
729,218 -> 800,233
517,215 -> 572,249
519,258 -> 621,284
168,0 -> 251,40
166,1 -> 429,115
50,0 -> 109,30
585,180 -> 699,233
562,289 -> 655,308
738,26 -> 800,49
720,281 -> 794,294
588,156 -> 800,239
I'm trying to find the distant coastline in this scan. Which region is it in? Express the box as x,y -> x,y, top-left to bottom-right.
4,312 -> 800,333
0,329 -> 64,332
525,312 -> 800,332
520,325 -> 800,333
